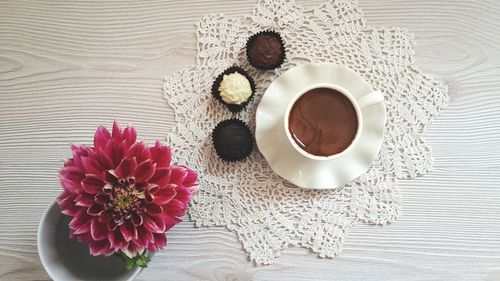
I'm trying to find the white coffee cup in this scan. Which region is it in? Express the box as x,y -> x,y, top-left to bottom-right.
283,83 -> 384,161
37,201 -> 147,281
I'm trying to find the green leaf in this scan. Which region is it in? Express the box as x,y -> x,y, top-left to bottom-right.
119,252 -> 150,271
136,258 -> 146,267
126,257 -> 135,271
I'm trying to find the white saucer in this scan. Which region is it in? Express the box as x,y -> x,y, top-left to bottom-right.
255,63 -> 386,189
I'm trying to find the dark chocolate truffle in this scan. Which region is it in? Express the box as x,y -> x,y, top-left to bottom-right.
212,119 -> 253,162
246,31 -> 286,70
212,67 -> 256,113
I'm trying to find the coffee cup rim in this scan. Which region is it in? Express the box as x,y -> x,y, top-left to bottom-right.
283,82 -> 363,161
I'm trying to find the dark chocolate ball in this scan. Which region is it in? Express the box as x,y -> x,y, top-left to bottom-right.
212,119 -> 253,162
246,31 -> 285,70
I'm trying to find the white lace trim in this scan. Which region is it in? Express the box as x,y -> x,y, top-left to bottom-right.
163,0 -> 448,265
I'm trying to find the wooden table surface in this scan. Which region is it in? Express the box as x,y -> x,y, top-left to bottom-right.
1,0 -> 499,280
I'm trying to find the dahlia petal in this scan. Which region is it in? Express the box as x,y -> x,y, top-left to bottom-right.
165,223 -> 177,233
82,176 -> 105,194
70,144 -> 91,170
138,143 -> 152,163
81,157 -> 104,179
77,233 -> 89,242
145,191 -> 154,203
93,125 -> 111,150
146,243 -> 156,252
162,213 -> 182,226
111,142 -> 127,167
148,141 -> 159,161
89,239 -> 112,256
70,143 -> 83,153
98,209 -> 113,223
124,142 -> 141,159
75,194 -> 94,207
164,199 -> 187,217
137,226 -> 153,249
129,223 -> 139,240
131,213 -> 143,226
59,166 -> 85,183
103,183 -> 113,194
104,170 -> 118,184
125,142 -> 151,165
107,220 -> 117,231
153,188 -> 177,205
108,230 -> 126,251
123,242 -> 144,258
107,232 -> 118,251
57,191 -> 75,205
72,220 -> 91,235
154,232 -> 167,247
173,187 -> 195,206
122,249 -> 134,259
94,193 -> 109,205
59,176 -> 81,193
103,141 -> 114,166
152,214 -> 166,232
69,210 -> 92,234
170,166 -> 189,186
114,157 -> 137,179
146,203 -> 163,215
112,120 -> 122,141
69,208 -> 89,225
71,143 -> 91,157
116,216 -> 126,226
183,168 -> 198,186
135,160 -> 156,182
148,233 -> 167,252
159,212 -> 182,232
103,248 -> 114,256
146,183 -> 159,194
96,147 -> 114,170
71,156 -> 84,172
149,141 -> 171,168
57,192 -> 79,216
122,126 -> 137,147
120,221 -> 137,242
149,167 -> 171,188
90,219 -> 107,241
119,224 -> 132,242
143,215 -> 165,233
87,204 -> 105,216
63,158 -> 74,167
166,198 -> 185,211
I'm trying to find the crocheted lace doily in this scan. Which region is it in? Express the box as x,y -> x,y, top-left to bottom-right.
163,0 -> 448,265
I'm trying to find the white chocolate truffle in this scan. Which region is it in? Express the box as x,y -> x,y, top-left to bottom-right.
218,72 -> 252,105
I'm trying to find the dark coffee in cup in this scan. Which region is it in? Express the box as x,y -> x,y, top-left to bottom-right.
288,87 -> 358,157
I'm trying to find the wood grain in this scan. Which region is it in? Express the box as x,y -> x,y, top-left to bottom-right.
1,0 -> 499,280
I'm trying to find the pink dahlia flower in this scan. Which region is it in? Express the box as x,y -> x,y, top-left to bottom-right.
57,121 -> 197,266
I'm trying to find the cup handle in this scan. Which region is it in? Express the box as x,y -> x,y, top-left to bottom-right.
357,90 -> 384,109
